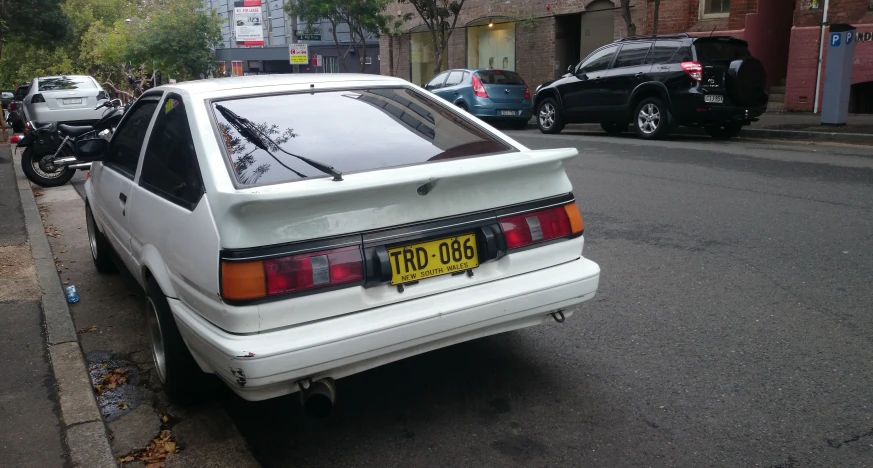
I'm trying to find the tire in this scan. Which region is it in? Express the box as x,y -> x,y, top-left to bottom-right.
85,202 -> 117,273
536,98 -> 565,134
601,122 -> 628,136
727,57 -> 767,107
456,102 -> 467,111
20,146 -> 76,187
145,278 -> 207,403
705,122 -> 743,140
633,97 -> 670,140
510,119 -> 529,130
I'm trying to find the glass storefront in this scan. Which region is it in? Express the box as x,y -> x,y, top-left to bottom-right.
467,20 -> 516,71
410,31 -> 448,87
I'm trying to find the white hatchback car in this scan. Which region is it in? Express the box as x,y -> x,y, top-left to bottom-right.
78,74 -> 600,409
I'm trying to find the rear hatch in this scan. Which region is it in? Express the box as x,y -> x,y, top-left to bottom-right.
36,76 -> 99,110
476,70 -> 528,104
209,85 -> 583,330
693,37 -> 755,105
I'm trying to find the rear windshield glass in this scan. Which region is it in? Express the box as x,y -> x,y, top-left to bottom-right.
38,77 -> 96,91
694,41 -> 751,61
212,87 -> 513,186
475,70 -> 524,85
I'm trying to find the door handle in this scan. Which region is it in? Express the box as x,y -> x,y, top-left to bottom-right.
635,72 -> 644,78
119,193 -> 127,204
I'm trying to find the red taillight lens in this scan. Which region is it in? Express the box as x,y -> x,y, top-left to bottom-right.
524,84 -> 531,100
472,74 -> 489,98
9,103 -> 16,110
264,246 -> 363,296
499,202 -> 584,250
221,246 -> 364,300
31,94 -> 45,104
681,61 -> 703,81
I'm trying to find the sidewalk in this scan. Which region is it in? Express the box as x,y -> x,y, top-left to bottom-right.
752,112 -> 873,135
0,145 -> 67,467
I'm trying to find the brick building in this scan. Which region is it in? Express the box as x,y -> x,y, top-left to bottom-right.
379,1 -> 649,90
641,0 -> 873,112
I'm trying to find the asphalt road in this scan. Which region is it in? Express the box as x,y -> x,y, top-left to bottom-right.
68,131 -> 873,467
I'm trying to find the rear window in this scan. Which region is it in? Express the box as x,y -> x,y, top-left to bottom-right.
212,87 -> 513,187
694,40 -> 751,62
475,70 -> 524,85
37,77 -> 96,91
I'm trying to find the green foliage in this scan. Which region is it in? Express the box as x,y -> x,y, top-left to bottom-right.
0,0 -> 223,89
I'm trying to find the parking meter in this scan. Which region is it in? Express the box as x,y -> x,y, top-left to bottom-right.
821,24 -> 856,125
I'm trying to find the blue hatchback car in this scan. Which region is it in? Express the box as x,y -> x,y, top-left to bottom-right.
423,69 -> 532,129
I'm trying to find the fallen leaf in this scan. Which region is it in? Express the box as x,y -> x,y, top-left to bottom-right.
119,455 -> 135,462
160,414 -> 169,423
118,402 -> 129,410
144,463 -> 165,468
77,325 -> 98,334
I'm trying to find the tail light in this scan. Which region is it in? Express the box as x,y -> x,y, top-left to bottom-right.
31,94 -> 45,103
681,61 -> 703,81
9,103 -> 16,110
10,135 -> 20,143
499,202 -> 584,250
524,84 -> 531,100
221,246 -> 364,301
472,74 -> 489,98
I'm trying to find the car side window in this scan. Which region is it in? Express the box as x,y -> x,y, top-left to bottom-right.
139,93 -> 204,210
578,46 -> 618,73
103,98 -> 159,178
444,71 -> 465,87
646,41 -> 682,64
613,42 -> 653,68
426,72 -> 449,90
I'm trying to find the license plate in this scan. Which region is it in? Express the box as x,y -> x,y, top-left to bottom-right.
388,234 -> 479,285
63,98 -> 83,105
500,110 -> 517,116
704,95 -> 723,103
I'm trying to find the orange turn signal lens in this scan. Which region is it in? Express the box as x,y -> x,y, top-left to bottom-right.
564,202 -> 584,235
221,260 -> 266,300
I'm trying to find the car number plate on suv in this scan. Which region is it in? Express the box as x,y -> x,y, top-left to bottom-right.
388,234 -> 479,285
63,98 -> 83,105
704,95 -> 723,103
500,110 -> 517,116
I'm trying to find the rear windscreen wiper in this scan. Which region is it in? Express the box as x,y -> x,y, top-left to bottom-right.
215,104 -> 343,181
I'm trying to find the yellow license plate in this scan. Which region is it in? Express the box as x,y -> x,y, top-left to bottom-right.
388,234 -> 479,285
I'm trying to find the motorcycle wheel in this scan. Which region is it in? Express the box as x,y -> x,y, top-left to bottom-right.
21,146 -> 76,188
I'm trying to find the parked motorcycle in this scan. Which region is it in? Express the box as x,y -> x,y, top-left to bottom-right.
18,99 -> 124,187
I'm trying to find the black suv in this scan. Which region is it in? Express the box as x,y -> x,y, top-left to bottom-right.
533,34 -> 768,140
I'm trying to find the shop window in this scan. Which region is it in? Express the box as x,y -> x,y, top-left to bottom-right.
467,19 -> 516,71
411,31 -> 448,87
700,0 -> 730,18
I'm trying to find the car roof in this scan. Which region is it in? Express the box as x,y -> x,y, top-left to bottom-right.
160,74 -> 408,97
37,75 -> 95,80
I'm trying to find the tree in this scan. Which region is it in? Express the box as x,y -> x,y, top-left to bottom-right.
288,0 -> 394,73
652,0 -> 661,34
397,0 -> 465,75
619,0 -> 637,37
0,0 -> 70,61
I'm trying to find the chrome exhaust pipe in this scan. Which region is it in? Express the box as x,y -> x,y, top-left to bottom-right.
298,378 -> 336,418
68,162 -> 92,169
51,156 -> 77,166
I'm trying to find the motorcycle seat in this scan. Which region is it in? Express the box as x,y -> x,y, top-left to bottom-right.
57,124 -> 93,137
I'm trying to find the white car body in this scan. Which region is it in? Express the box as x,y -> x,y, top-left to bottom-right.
85,74 -> 600,401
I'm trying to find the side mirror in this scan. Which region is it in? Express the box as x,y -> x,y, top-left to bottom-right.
576,72 -> 589,81
567,65 -> 574,73
75,138 -> 108,162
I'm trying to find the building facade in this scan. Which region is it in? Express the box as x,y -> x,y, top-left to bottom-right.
205,0 -> 380,76
380,0 -> 873,113
641,0 -> 873,112
379,0 -> 648,90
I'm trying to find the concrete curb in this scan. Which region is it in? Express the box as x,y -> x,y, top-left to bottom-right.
12,148 -> 118,468
522,123 -> 873,144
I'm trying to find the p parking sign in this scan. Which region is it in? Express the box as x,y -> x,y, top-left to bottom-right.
831,32 -> 841,47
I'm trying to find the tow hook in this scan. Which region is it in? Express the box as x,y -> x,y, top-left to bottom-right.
551,310 -> 566,323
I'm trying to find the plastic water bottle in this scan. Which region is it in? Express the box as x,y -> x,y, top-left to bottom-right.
65,285 -> 79,303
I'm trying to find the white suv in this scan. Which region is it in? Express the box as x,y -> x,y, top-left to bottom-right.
78,74 -> 601,409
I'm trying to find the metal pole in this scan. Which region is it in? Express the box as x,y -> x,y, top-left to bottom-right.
813,0 -> 830,114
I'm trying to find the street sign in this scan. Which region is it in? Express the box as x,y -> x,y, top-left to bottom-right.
289,43 -> 309,65
233,1 -> 264,47
831,32 -> 841,47
312,54 -> 323,67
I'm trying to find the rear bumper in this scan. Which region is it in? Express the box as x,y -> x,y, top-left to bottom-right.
672,91 -> 767,125
170,256 -> 600,401
471,100 -> 533,120
24,105 -> 102,125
